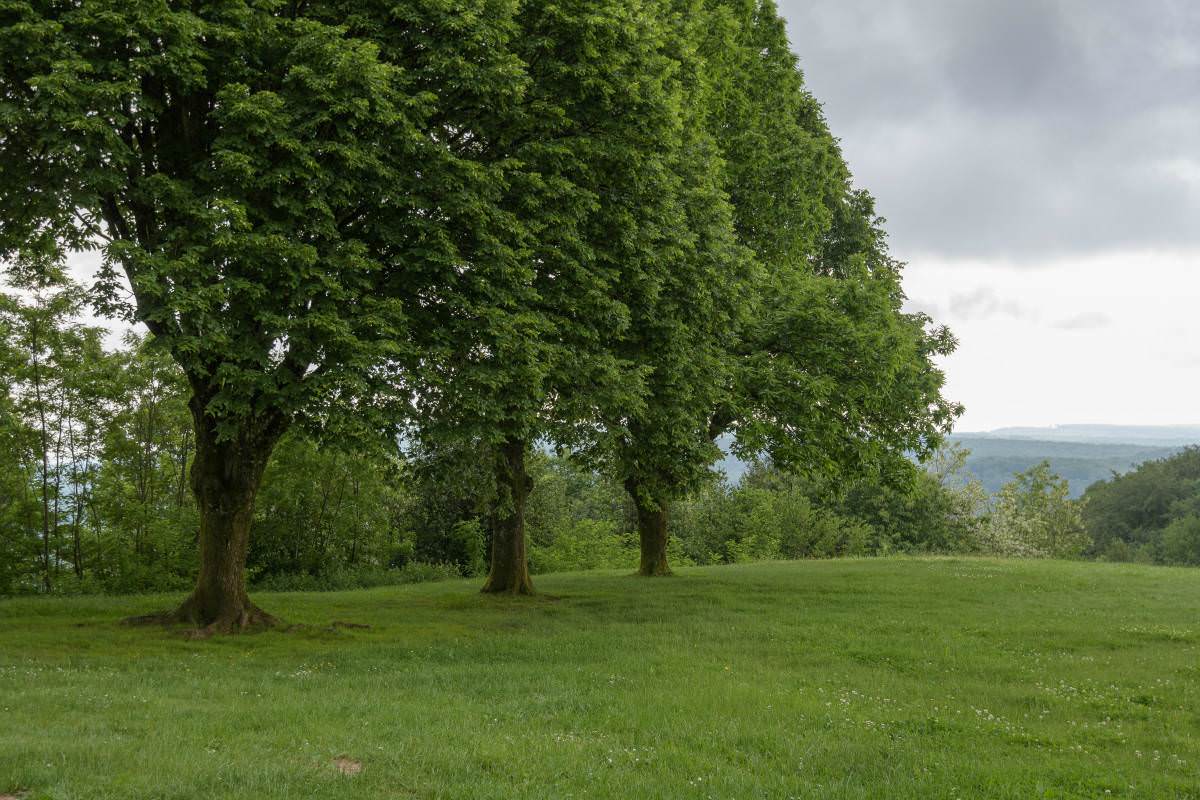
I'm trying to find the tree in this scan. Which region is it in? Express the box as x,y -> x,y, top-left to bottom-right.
608,0 -> 960,575
405,0 -> 695,593
983,462 -> 1088,558
0,274 -> 113,592
91,335 -> 197,592
0,301 -> 41,594
249,432 -> 406,581
833,445 -> 987,555
578,0 -> 751,576
705,0 -> 959,490
1159,515 -> 1200,566
0,1 -> 518,630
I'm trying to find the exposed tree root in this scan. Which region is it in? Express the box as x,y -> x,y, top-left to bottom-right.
480,575 -> 536,595
121,598 -> 279,637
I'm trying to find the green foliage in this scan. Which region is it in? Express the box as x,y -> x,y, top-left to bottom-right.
981,462 -> 1088,558
87,338 -> 197,593
530,519 -> 638,574
835,447 -> 988,555
0,342 -> 39,594
0,278 -> 149,594
581,0 -> 752,511
397,439 -> 494,577
249,434 -> 407,581
696,0 -> 960,484
1159,516 -> 1200,566
0,0 -> 446,429
407,0 -> 691,447
1081,447 -> 1200,565
672,480 -> 869,564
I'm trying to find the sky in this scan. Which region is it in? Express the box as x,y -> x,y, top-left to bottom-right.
777,0 -> 1200,431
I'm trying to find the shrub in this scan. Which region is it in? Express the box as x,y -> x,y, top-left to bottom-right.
530,519 -> 637,574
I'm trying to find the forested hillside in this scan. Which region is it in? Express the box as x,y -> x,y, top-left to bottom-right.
1081,447 -> 1200,564
949,435 -> 1181,497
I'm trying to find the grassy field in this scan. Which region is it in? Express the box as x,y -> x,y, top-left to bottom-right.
2,558 -> 1199,799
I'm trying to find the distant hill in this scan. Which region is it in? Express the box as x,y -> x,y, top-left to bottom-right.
715,425 -> 1200,497
948,426 -> 1200,497
949,436 -> 1183,498
965,425 -> 1200,448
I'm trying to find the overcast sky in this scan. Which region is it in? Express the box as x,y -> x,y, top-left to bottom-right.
778,0 -> 1200,431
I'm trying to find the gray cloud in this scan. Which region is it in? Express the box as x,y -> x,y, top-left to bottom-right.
947,287 -> 1038,320
1052,311 -> 1112,330
779,0 -> 1200,260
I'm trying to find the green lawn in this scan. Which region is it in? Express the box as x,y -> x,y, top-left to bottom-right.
2,558 -> 1199,799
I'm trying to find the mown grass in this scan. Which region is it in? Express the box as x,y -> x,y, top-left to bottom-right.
2,558 -> 1199,799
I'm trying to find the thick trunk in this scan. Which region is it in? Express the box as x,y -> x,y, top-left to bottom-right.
626,479 -> 672,576
481,437 -> 534,595
129,390 -> 284,634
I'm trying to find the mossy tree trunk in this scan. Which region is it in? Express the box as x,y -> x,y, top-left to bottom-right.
481,437 -> 534,595
133,386 -> 286,634
626,478 -> 672,576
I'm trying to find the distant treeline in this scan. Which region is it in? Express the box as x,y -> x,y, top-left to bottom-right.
1081,448 -> 1200,565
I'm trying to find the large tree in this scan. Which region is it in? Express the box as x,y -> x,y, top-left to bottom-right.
712,0 -> 960,526
404,0 -> 694,594
576,0 -> 751,576
0,0 -> 519,630
607,0 -> 960,575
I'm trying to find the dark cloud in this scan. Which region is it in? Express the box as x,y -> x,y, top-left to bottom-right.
779,0 -> 1200,260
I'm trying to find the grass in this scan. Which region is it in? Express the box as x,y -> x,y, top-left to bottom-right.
2,557 -> 1199,799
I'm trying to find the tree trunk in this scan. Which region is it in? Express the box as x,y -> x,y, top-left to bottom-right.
626,478 -> 672,576
481,437 -> 534,595
129,389 -> 285,634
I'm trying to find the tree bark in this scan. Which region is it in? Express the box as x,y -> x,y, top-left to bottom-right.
481,437 -> 534,595
128,388 -> 285,634
626,478 -> 672,576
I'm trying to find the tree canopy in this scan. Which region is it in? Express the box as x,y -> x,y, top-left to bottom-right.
0,0 -> 530,629
0,0 -> 964,625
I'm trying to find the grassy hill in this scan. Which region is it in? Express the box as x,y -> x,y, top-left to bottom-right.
951,436 -> 1181,497
3,559 -> 1200,799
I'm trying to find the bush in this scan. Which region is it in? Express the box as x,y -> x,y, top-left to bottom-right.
530,519 -> 637,574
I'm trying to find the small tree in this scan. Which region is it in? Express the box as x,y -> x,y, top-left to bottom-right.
983,462 -> 1088,558
0,275 -> 113,592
